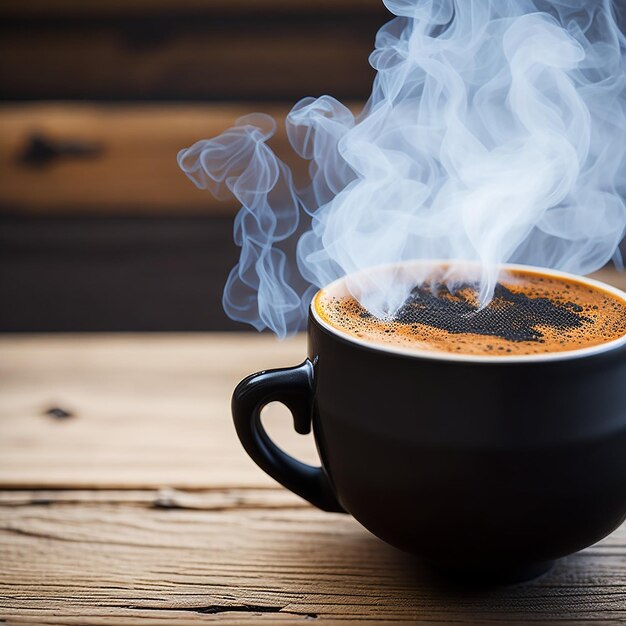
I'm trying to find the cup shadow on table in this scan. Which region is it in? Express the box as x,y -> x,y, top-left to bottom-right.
271,523 -> 590,619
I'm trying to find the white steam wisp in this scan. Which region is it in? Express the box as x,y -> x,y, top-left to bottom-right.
178,0 -> 626,337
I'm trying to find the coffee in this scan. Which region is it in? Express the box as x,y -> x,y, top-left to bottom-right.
314,267 -> 626,356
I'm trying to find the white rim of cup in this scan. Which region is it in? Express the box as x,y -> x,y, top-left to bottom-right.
310,261 -> 626,363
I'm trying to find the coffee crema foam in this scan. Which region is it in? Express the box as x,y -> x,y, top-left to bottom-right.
314,270 -> 626,356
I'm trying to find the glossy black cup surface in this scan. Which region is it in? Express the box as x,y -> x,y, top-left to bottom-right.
232,281 -> 626,583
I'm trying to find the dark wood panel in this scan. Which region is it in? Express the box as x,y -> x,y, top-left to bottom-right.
0,0 -> 386,18
0,215 -> 245,332
1,215 -> 624,333
0,7 -> 387,101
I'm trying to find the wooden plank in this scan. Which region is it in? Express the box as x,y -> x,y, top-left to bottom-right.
0,215 -> 244,332
4,217 -> 619,334
0,104 -> 298,215
0,0 -> 387,18
0,11 -> 382,102
0,494 -> 624,624
0,333 -> 314,490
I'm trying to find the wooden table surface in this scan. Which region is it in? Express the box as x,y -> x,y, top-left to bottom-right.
2,284 -> 626,624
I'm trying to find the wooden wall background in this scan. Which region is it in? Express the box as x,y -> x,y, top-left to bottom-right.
0,0 -> 388,331
1,1 -> 624,331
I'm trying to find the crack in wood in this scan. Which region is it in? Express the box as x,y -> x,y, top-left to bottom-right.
0,501 -> 310,512
125,604 -> 317,618
0,526 -> 77,543
0,488 -> 311,512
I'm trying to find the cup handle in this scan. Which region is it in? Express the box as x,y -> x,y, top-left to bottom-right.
231,359 -> 345,513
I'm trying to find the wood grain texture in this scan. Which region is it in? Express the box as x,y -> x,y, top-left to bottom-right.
0,333 -> 314,489
1,322 -> 625,624
0,104 -> 302,215
1,493 -> 624,625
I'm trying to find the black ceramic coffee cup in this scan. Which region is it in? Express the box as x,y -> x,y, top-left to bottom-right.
232,265 -> 626,583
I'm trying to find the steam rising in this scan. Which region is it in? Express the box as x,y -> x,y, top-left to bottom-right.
178,0 -> 626,337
